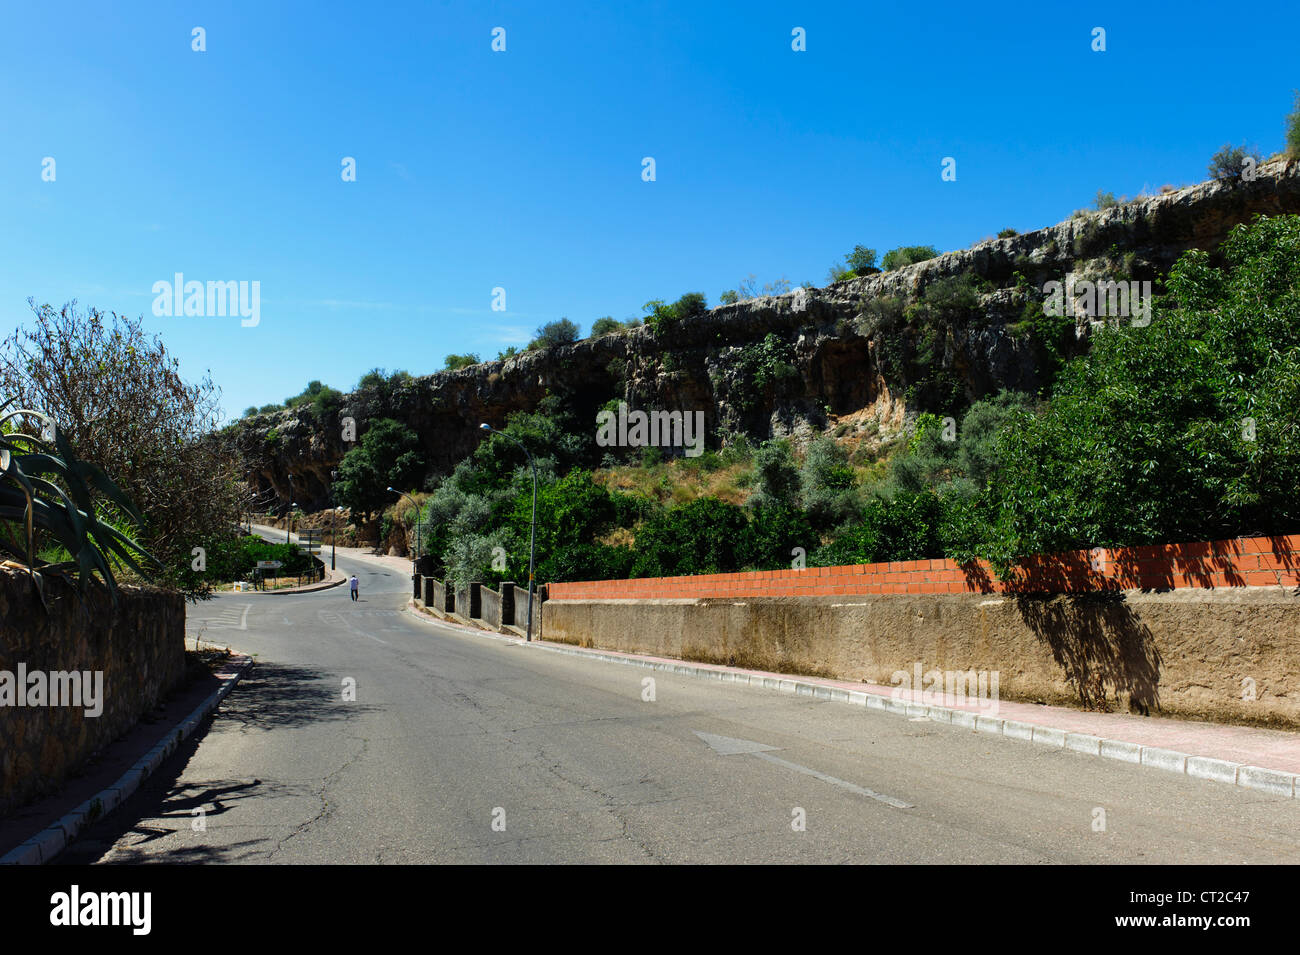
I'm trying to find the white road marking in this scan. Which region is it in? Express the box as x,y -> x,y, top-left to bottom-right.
694,730 -> 913,809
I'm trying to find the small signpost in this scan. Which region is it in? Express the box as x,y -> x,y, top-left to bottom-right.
255,558 -> 283,591
298,528 -> 323,554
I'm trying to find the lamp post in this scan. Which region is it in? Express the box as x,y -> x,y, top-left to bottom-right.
332,506 -> 343,571
248,489 -> 276,533
287,502 -> 298,544
479,423 -> 537,642
387,487 -> 420,583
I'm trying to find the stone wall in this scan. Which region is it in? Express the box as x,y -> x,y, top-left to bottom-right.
0,569 -> 186,817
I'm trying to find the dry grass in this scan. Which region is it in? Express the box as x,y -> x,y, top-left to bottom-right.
595,457 -> 755,507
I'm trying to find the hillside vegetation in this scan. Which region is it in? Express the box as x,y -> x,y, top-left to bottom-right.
399,214 -> 1300,587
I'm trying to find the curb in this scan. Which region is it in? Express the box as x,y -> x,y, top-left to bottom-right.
400,605 -> 1300,801
249,571 -> 346,596
0,652 -> 255,865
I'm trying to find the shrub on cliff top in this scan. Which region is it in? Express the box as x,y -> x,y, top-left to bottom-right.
1286,90 -> 1300,160
1208,143 -> 1263,181
882,245 -> 940,271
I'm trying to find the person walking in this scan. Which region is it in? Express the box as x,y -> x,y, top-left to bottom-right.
349,574 -> 359,601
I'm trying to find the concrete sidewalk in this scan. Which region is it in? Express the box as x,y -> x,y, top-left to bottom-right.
403,601 -> 1300,797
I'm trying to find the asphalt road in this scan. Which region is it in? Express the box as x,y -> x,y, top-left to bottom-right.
58,549 -> 1300,864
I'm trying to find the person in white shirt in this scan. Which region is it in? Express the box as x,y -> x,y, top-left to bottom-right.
350,574 -> 359,601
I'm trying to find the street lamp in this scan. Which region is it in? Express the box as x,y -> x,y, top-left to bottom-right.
387,487 -> 420,582
287,502 -> 298,544
479,423 -> 537,642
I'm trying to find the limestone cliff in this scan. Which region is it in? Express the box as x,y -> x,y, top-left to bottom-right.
224,159 -> 1300,510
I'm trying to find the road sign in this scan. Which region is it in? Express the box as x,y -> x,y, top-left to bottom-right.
257,560 -> 283,570
298,528 -> 323,552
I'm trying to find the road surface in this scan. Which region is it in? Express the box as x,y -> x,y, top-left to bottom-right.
58,548 -> 1300,864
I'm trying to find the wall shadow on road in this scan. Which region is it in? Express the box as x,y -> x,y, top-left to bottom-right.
1014,592 -> 1163,714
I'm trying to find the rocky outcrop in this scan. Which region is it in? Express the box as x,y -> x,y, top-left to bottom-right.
227,159 -> 1300,509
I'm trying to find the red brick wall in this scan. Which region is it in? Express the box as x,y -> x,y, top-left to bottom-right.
547,534 -> 1300,601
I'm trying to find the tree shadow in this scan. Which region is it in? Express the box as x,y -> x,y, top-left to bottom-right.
1014,591 -> 1162,713
216,661 -> 382,732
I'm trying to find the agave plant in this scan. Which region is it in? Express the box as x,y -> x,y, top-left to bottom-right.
0,400 -> 157,606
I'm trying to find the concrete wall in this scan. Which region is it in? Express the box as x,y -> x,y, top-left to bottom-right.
0,569 -> 186,816
544,588 -> 1300,727
479,585 -> 502,629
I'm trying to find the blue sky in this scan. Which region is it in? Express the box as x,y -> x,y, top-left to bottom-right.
2,0 -> 1296,421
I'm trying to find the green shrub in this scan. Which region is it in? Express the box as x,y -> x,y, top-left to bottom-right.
882,245 -> 940,271
740,502 -> 815,569
997,228 -> 1018,238
800,435 -> 858,529
752,438 -> 800,508
727,334 -> 799,414
811,492 -> 945,566
1287,90 -> 1300,160
445,353 -> 481,370
531,319 -> 580,349
1208,143 -> 1262,181
630,497 -> 750,577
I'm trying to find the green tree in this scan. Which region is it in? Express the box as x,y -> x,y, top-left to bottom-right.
0,300 -> 244,600
531,318 -> 580,349
334,418 -> 425,523
984,214 -> 1300,566
1208,143 -> 1262,181
846,245 -> 878,274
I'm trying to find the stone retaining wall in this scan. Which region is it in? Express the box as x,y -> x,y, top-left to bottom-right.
0,569 -> 186,817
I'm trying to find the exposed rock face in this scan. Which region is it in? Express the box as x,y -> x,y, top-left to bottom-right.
227,160 -> 1300,509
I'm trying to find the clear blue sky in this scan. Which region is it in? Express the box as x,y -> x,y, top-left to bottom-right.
2,0 -> 1295,421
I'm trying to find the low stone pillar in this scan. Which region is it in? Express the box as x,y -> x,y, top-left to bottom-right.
500,582 -> 516,626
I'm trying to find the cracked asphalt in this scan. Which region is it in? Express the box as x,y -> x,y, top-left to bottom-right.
57,550 -> 1300,864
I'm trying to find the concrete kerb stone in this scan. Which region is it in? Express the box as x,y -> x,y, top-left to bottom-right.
1100,739 -> 1144,764
1003,720 -> 1036,742
1187,756 -> 1239,785
1031,726 -> 1067,748
0,651 -> 254,866
398,602 -> 1300,801
1140,747 -> 1189,774
1238,766 -> 1297,798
